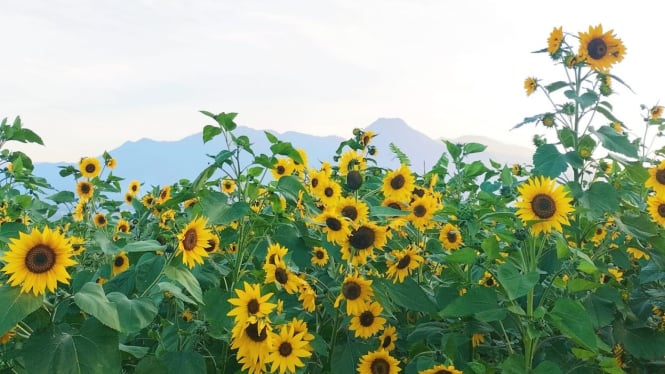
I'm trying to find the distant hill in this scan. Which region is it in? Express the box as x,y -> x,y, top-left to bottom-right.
32,118 -> 533,194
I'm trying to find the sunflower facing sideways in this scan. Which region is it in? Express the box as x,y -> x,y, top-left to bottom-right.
646,160 -> 665,195
1,226 -> 77,296
357,349 -> 401,374
176,216 -> 214,269
578,24 -> 626,72
515,176 -> 573,235
547,26 -> 563,55
378,325 -> 397,352
647,193 -> 665,226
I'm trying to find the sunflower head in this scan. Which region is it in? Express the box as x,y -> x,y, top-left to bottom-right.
221,179 -> 236,194
524,77 -> 537,96
578,24 -> 626,72
79,157 -> 101,179
547,26 -> 563,55
177,216 -> 213,269
112,251 -> 130,276
515,176 -> 574,235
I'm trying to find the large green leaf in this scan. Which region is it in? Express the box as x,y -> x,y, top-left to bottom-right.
591,125 -> 638,158
164,265 -> 203,304
581,182 -> 619,218
533,144 -> 568,178
124,240 -> 166,253
440,286 -> 499,318
22,319 -> 120,374
202,124 -> 222,143
201,191 -> 249,225
614,324 -> 665,360
0,285 -> 43,335
444,247 -> 478,264
548,298 -> 597,352
201,288 -> 234,338
73,282 -> 121,331
495,263 -> 539,301
375,277 -> 438,313
106,293 -> 158,334
135,253 -> 166,293
162,351 -> 207,374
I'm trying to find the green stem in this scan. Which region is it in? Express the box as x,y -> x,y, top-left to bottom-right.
327,309 -> 343,370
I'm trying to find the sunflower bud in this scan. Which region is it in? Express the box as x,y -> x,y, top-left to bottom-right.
346,170 -> 363,190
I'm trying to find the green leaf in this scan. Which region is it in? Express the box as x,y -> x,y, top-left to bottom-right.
481,236 -> 500,261
119,344 -> 149,359
153,282 -> 196,304
596,106 -> 622,124
136,356 -> 167,374
270,141 -> 303,164
164,265 -> 203,304
202,124 -> 222,143
440,286 -> 499,318
0,285 -> 43,335
191,164 -> 217,192
375,277 -> 438,313
135,253 -> 165,293
591,126 -> 638,158
445,140 -> 461,160
545,81 -> 570,93
23,319 -> 120,374
581,182 -> 619,217
548,298 -> 598,352
162,351 -> 207,374
124,240 -> 165,253
615,324 -> 665,360
106,293 -> 158,333
369,205 -> 409,217
444,247 -> 477,264
495,263 -> 539,301
465,160 -> 489,178
277,175 -> 305,202
533,360 -> 562,374
463,142 -> 487,154
577,90 -> 599,109
568,278 -> 600,292
389,143 -> 411,166
614,213 -> 659,240
201,190 -> 250,225
533,144 -> 568,178
201,288 -> 234,338
47,191 -> 76,204
74,282 -> 121,331
557,128 -> 576,148
500,354 -> 526,374
264,131 -> 279,144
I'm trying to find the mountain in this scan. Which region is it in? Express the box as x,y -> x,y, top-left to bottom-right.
32,118 -> 533,194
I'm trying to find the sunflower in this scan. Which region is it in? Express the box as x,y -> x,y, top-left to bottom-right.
336,196 -> 370,225
646,161 -> 665,195
222,178 -> 236,194
317,178 -> 342,207
311,246 -> 330,266
70,236 -> 86,254
386,246 -> 425,283
124,192 -> 134,205
292,148 -> 308,175
378,325 -> 397,352
651,105 -> 664,120
547,26 -> 563,55
512,164 -> 522,176
515,176 -> 574,235
349,301 -> 387,339
141,193 -> 155,208
590,225 -> 606,245
627,247 -> 650,261
159,209 -> 176,229
408,195 -> 439,230
298,281 -> 317,312
79,157 -> 101,178
357,350 -> 401,374
204,235 -> 220,253
181,309 -> 193,322
116,219 -> 130,234
128,180 -> 141,196
230,320 -> 273,369
524,77 -> 537,96
472,333 -> 485,348
287,318 -> 315,349
265,243 -> 289,266
578,24 -> 626,72
479,271 -> 497,287
177,216 -> 213,269
158,185 -> 172,204
268,325 -> 312,374
264,261 -> 301,295
382,164 -> 415,203
76,180 -> 94,201
227,282 -> 276,323
439,223 -> 464,251
608,268 -> 624,282
316,210 -> 351,245
361,130 -> 375,147
344,221 -> 387,254
338,149 -> 366,176
1,226 -> 77,296
271,158 -> 294,180
419,364 -> 462,374
334,273 -> 374,315
93,212 -> 108,227
306,167 -> 327,196
112,251 -> 129,276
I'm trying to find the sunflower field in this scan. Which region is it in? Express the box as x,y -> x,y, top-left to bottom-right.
2,24 -> 665,374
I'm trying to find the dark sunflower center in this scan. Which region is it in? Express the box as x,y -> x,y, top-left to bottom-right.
596,227 -> 603,235
390,175 -> 405,190
204,239 -> 216,252
324,187 -> 334,197
277,165 -> 285,175
131,185 -> 138,192
25,244 -> 56,274
247,298 -> 259,314
114,255 -> 125,267
160,190 -> 168,200
360,311 -> 375,327
311,178 -> 319,188
412,188 -> 425,198
656,169 -> 665,185
183,229 -> 198,251
275,267 -> 289,284
245,322 -> 268,343
268,253 -> 277,265
531,194 -> 556,219
342,281 -> 361,300
349,226 -> 375,250
382,335 -> 392,348
370,358 -> 390,374
486,278 -> 495,287
97,216 -> 107,225
342,206 -> 358,221
326,217 -> 342,231
587,38 -> 607,60
413,204 -> 427,217
278,342 -> 293,357
387,202 -> 401,210
85,164 -> 96,173
119,224 -> 128,233
658,204 -> 665,218
72,244 -> 82,252
224,182 -> 232,189
80,183 -> 91,194
315,250 -> 325,259
447,231 -> 458,243
396,254 -> 411,269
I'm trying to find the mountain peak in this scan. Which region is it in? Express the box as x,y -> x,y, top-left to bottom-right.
366,118 -> 411,133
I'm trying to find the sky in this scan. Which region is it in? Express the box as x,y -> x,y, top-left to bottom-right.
3,0 -> 665,163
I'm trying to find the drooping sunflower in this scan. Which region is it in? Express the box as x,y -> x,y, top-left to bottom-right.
357,349 -> 401,374
547,26 -> 563,55
472,333 -> 485,348
204,235 -> 220,254
227,282 -> 276,323
76,180 -> 94,201
72,200 -> 86,222
524,77 -> 538,96
627,247 -> 650,261
264,260 -> 301,295
316,209 -> 351,245
338,149 -> 366,176
578,24 -> 626,72
106,157 -> 117,170
128,180 -> 141,196
158,185 -> 172,204
419,364 -> 463,374
385,246 -> 425,283
378,325 -> 397,352
298,281 -> 317,312
222,178 -> 236,194
311,246 -> 329,266
1,226 -> 77,296
349,301 -> 387,339
112,251 -> 129,276
271,157 -> 294,180
336,196 -> 369,225
647,194 -> 665,226
646,161 -> 665,195
360,130 -> 375,147
515,176 -> 574,235
265,243 -> 289,266
268,325 -> 312,374
115,219 -> 130,234
93,212 -> 108,227
407,194 -> 439,230
381,164 -> 415,203
177,216 -> 213,269
79,157 -> 101,179
651,105 -> 664,120
439,223 -> 464,251
334,273 -> 374,315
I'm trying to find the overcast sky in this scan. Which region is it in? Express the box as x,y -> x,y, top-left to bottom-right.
3,0 -> 664,162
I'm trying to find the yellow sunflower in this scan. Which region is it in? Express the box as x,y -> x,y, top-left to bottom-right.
93,212 -> 108,227
472,333 -> 485,348
115,219 -> 130,234
382,164 -> 415,203
419,364 -> 462,374
336,196 -> 369,225
105,157 -> 116,169
515,176 -> 574,235
479,271 -> 497,287
311,246 -> 329,266
112,251 -> 129,276
547,26 -> 563,55
378,325 -> 397,352
317,178 -> 342,207
349,301 -> 387,338
1,226 -> 77,296
230,319 -> 272,369
408,195 -> 439,230
386,246 -> 425,283
357,350 -> 401,374
128,180 -> 141,196
181,309 -> 193,322
338,149 -> 366,176
265,243 -> 289,266
292,148 -> 308,175
306,167 -> 327,196
222,179 -> 236,194
524,77 -> 538,96
227,282 -> 276,323
334,272 -> 374,315
590,225 -> 606,246
578,24 -> 626,72
627,247 -> 650,261
512,164 -> 522,176
177,216 -> 213,269
72,200 -> 86,222
264,261 -> 300,295
141,193 -> 155,208
344,221 -> 387,254
361,130 -> 375,147
316,210 -> 351,245
124,192 -> 134,205
158,185 -> 172,204
298,281 -> 317,312
271,158 -> 294,180
268,325 -> 312,374
646,161 -> 665,195
287,318 -> 315,349
0,327 -> 16,345
70,236 -> 86,255
647,194 -> 665,226
204,235 -> 220,254
79,157 -> 101,179
439,223 -> 464,251
76,180 -> 94,201
651,105 -> 664,120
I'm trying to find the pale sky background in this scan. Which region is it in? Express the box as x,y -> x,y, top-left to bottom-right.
3,0 -> 664,163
